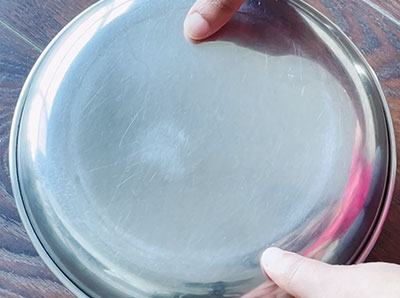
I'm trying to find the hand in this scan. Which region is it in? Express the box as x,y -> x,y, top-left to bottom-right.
257,248 -> 400,298
183,3 -> 400,296
184,0 -> 244,40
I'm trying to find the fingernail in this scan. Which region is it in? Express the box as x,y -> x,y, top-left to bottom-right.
261,247 -> 286,274
184,12 -> 210,40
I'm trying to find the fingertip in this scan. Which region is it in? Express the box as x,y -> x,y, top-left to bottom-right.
261,248 -> 335,298
261,247 -> 286,274
184,12 -> 210,40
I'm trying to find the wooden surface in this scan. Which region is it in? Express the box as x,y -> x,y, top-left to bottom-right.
0,0 -> 400,296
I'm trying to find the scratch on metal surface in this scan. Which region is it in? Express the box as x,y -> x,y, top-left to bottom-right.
183,134 -> 190,150
109,170 -> 138,204
300,57 -> 304,82
147,170 -> 159,184
77,93 -> 110,126
126,159 -> 143,169
300,86 -> 305,97
249,162 -> 270,203
89,161 -> 120,173
317,109 -> 324,121
241,70 -> 248,83
81,84 -> 104,113
116,171 -> 139,190
122,206 -> 133,223
119,109 -> 142,148
130,187 -> 138,197
108,161 -> 130,205
141,28 -> 150,52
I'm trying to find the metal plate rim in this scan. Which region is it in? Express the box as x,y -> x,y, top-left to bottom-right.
8,0 -> 397,296
8,1 -> 108,297
287,0 -> 396,265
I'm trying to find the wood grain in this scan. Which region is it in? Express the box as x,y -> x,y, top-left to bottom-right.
368,0 -> 400,22
0,0 -> 400,296
0,22 -> 74,297
0,0 -> 98,50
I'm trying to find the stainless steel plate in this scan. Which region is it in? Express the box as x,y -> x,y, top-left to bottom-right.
10,0 -> 396,297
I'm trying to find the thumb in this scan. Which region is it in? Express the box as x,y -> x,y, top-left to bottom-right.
260,247 -> 400,298
184,0 -> 245,40
261,247 -> 334,298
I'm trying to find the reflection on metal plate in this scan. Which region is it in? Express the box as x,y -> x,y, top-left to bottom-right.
9,0 -> 396,297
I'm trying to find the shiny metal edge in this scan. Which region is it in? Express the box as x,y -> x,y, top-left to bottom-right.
287,0 -> 396,264
8,1 -> 109,297
8,0 -> 396,296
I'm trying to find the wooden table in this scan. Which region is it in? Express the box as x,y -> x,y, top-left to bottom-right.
0,0 -> 399,296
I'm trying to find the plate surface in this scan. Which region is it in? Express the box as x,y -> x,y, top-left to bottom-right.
10,0 -> 395,297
